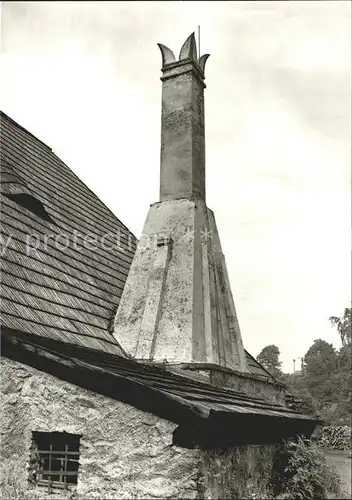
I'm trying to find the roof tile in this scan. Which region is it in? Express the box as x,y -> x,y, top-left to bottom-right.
1,111 -> 137,357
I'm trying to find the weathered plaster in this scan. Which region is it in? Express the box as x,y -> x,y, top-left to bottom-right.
160,60 -> 206,201
208,369 -> 286,404
113,199 -> 248,372
1,357 -> 286,499
167,364 -> 285,404
0,357 -> 199,499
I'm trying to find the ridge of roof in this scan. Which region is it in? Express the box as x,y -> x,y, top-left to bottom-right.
0,110 -> 137,239
0,111 -> 53,153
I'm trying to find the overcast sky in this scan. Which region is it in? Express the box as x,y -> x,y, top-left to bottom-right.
1,1 -> 350,372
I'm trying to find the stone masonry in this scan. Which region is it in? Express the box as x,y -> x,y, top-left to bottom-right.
1,357 -> 277,500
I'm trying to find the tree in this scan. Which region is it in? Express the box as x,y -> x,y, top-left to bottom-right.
257,344 -> 282,378
329,307 -> 352,346
334,344 -> 352,424
328,307 -> 352,423
282,307 -> 352,425
304,339 -> 338,404
304,339 -> 337,377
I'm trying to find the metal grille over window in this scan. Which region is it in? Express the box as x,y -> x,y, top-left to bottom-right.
31,431 -> 81,492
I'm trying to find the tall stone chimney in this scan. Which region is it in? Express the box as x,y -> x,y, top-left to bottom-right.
158,34 -> 208,201
114,33 -> 248,372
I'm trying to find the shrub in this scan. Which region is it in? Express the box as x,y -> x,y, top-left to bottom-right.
317,426 -> 351,450
272,436 -> 342,499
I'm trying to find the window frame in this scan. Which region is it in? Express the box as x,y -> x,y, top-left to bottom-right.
30,431 -> 81,492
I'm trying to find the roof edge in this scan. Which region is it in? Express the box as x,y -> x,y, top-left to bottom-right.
0,110 -> 52,153
140,360 -> 286,388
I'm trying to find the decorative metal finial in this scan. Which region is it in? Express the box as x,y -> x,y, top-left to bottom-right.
157,32 -> 210,73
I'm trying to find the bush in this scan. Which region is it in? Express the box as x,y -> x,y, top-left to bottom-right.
272,436 -> 342,499
317,426 -> 351,450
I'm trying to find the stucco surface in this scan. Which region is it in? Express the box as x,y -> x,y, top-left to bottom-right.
208,369 -> 286,404
1,357 -> 199,499
160,62 -> 205,201
113,199 -> 248,372
113,199 -> 196,364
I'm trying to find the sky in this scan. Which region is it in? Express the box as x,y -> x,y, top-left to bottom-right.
1,1 -> 350,372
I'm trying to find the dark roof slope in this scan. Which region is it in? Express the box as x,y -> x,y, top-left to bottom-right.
0,111 -> 137,355
2,330 -> 319,446
245,349 -> 277,380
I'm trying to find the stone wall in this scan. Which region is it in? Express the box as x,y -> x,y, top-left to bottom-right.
1,357 -> 279,499
185,366 -> 286,405
198,446 -> 277,499
208,369 -> 286,404
1,357 -> 199,499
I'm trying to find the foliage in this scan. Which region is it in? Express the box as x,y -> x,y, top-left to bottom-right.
329,308 -> 352,346
272,437 -> 342,500
284,340 -> 351,426
317,426 -> 351,451
281,307 -> 352,426
304,339 -> 338,402
257,345 -> 282,378
281,372 -> 317,415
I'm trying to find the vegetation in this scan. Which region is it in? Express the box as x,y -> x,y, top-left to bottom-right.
329,308 -> 352,347
272,437 -> 342,499
316,426 -> 351,451
257,307 -> 352,426
221,438 -> 344,499
257,345 -> 282,378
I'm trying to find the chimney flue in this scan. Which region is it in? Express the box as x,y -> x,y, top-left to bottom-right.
158,33 -> 210,202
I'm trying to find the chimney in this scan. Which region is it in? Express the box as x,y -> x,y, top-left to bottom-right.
114,33 -> 248,372
158,34 -> 209,201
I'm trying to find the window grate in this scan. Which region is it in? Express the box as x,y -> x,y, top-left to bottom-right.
31,432 -> 81,493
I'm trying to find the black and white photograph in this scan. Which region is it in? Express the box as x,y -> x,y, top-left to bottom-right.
0,1 -> 351,498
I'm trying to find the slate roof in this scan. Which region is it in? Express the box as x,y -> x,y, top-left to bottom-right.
3,330 -> 318,438
0,111 -> 137,356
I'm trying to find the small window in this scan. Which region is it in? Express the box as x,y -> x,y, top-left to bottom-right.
4,193 -> 54,223
30,431 -> 81,492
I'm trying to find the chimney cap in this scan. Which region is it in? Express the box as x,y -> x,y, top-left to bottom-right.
158,32 -> 210,73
